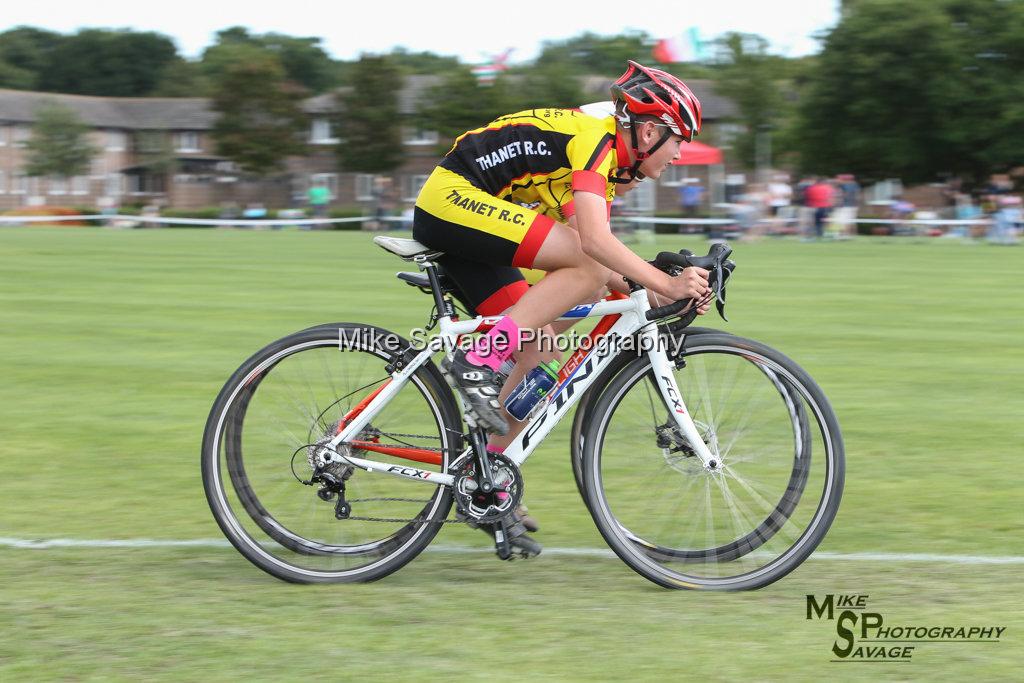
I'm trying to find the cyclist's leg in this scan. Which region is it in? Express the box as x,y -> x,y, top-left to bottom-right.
499,223 -> 612,329
414,168 -> 612,331
413,170 -> 620,437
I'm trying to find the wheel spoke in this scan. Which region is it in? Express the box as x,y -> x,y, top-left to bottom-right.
205,331 -> 457,583
584,336 -> 843,589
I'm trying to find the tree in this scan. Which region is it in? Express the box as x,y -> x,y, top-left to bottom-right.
151,59 -> 208,97
795,0 -> 1024,184
711,33 -> 790,170
0,26 -> 61,90
23,103 -> 96,179
210,51 -> 307,176
420,66 -> 515,142
334,55 -> 404,173
37,29 -> 179,96
201,27 -> 338,94
510,58 -> 585,110
535,31 -> 652,74
0,59 -> 35,90
383,47 -> 461,76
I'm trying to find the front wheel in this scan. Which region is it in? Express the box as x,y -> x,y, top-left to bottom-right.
582,333 -> 844,590
202,323 -> 462,583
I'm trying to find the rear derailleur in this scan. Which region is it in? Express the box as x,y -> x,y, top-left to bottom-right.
306,422 -> 363,519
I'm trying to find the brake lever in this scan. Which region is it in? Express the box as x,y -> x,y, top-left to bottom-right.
714,259 -> 735,321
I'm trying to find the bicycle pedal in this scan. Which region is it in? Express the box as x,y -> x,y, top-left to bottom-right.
493,523 -> 513,560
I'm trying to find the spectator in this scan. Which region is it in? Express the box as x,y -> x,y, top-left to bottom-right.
732,185 -> 768,241
725,173 -> 746,204
679,178 -> 704,232
988,195 -> 1021,245
98,194 -> 120,227
889,195 -> 915,219
947,193 -> 981,239
307,179 -> 331,225
803,177 -> 835,239
837,174 -> 860,208
830,174 -> 860,239
767,175 -> 792,217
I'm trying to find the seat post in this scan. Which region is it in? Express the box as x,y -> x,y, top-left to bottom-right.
417,257 -> 455,320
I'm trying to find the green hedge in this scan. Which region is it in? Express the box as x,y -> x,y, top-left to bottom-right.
57,205 -> 381,229
327,207 -> 367,230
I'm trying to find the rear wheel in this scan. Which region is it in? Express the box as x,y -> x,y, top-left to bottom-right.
202,324 -> 461,583
583,333 -> 843,590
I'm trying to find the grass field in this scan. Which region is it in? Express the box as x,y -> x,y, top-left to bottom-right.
1,226 -> 1022,680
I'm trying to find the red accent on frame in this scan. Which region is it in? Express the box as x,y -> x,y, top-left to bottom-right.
335,380 -> 391,434
557,291 -> 628,383
348,441 -> 444,467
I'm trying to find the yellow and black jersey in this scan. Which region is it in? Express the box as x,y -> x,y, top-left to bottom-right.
439,108 -> 620,222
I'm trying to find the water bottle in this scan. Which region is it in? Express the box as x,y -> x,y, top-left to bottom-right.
504,360 -> 560,422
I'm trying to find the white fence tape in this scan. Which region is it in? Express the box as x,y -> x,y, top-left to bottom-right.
622,215 -> 993,226
0,213 -> 995,228
0,214 -> 378,226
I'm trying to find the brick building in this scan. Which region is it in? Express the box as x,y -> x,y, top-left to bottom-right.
0,76 -> 736,214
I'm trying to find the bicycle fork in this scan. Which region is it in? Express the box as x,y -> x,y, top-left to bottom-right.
643,327 -> 720,471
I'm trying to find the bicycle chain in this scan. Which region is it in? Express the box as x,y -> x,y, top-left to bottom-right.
341,497 -> 468,524
338,430 -> 464,524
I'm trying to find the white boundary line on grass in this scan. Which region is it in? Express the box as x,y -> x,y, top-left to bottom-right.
1,537 -> 1022,564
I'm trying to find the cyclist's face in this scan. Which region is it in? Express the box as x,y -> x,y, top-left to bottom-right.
638,127 -> 684,180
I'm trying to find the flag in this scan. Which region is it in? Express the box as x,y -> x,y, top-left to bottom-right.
472,49 -> 513,86
652,28 -> 707,64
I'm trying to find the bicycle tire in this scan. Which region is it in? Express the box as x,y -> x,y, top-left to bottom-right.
582,332 -> 844,590
202,323 -> 462,584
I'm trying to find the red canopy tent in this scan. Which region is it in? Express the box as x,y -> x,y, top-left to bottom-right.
673,141 -> 723,166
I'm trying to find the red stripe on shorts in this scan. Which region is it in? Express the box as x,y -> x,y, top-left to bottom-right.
512,213 -> 555,268
475,280 -> 530,316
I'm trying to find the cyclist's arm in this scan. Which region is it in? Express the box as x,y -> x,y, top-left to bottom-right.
571,191 -> 706,302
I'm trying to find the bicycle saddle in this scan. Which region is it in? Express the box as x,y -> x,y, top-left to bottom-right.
373,236 -> 443,260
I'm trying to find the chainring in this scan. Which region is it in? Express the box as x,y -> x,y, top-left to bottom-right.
453,452 -> 523,525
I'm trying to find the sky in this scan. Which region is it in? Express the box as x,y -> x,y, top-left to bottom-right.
3,0 -> 840,63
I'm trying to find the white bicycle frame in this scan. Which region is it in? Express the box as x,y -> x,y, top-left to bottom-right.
323,268 -> 717,488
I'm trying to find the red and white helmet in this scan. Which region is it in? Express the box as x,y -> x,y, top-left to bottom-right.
611,60 -> 702,142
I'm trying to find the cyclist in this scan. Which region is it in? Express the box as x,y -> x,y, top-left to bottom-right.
414,61 -> 712,554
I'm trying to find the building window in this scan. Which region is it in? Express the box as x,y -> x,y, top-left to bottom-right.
0,170 -> 5,193
309,173 -> 338,199
403,174 -> 429,201
13,126 -> 31,148
309,119 -> 338,145
106,130 -> 127,152
175,132 -> 201,153
402,126 -> 439,146
105,173 -> 124,197
355,174 -> 376,201
0,126 -> 6,147
48,176 -> 68,195
71,176 -> 89,195
11,173 -> 26,194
